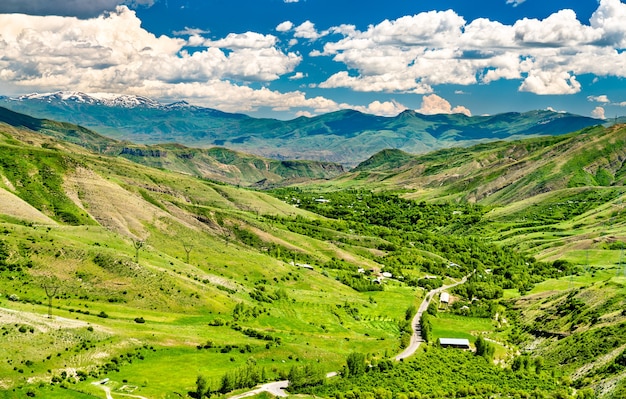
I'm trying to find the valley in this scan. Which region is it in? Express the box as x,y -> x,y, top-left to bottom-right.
0,108 -> 625,399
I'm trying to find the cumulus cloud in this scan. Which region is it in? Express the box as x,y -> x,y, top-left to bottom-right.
350,100 -> 407,117
143,80 -> 345,114
0,6 -> 346,115
294,21 -> 322,40
276,21 -> 294,32
313,0 -> 626,96
417,94 -> 471,116
592,106 -> 606,119
0,0 -> 153,18
519,71 -> 581,95
587,95 -> 610,103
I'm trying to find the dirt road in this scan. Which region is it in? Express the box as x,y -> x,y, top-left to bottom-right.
395,275 -> 471,361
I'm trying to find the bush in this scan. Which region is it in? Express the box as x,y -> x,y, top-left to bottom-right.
134,317 -> 145,324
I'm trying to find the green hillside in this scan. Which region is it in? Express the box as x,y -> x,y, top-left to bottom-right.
1,119 -> 626,398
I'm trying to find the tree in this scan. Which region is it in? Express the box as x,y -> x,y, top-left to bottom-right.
474,336 -> 495,361
195,375 -> 208,398
346,352 -> 367,377
219,372 -> 234,394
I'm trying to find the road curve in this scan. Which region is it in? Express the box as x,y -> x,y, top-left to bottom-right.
395,274 -> 471,361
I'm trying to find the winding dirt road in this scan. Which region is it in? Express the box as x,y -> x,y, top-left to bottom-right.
395,275 -> 470,361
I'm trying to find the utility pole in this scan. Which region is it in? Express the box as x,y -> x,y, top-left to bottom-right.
42,281 -> 60,319
133,239 -> 144,263
183,243 -> 193,264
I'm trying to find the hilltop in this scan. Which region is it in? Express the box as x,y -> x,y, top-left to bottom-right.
0,92 -> 603,167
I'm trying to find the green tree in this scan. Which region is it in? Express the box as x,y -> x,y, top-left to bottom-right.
195,375 -> 208,398
346,352 -> 367,377
475,336 -> 495,361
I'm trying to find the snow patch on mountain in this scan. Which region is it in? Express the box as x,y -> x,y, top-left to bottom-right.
14,91 -> 181,109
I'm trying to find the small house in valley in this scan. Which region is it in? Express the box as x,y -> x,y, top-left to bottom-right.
439,338 -> 471,349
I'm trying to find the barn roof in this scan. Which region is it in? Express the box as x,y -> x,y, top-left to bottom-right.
439,338 -> 470,347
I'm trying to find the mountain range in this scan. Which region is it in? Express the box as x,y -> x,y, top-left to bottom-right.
0,92 -> 604,167
0,105 -> 345,186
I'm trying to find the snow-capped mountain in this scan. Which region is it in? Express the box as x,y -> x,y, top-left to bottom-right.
15,91 -> 166,109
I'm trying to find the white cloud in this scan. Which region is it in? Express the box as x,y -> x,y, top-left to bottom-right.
587,95 -> 610,103
0,6 -> 355,115
295,110 -> 313,118
289,72 -> 306,80
417,94 -> 471,116
519,71 -> 581,95
294,21 -> 322,40
592,106 -> 606,119
319,71 -> 433,94
284,0 -> 299,2
619,101 -> 626,107
506,0 -> 526,7
0,6 -> 301,89
139,79 -> 349,115
513,9 -> 601,46
276,21 -> 294,32
314,0 -> 626,96
204,32 -> 278,50
355,100 -> 407,117
590,0 -> 626,47
173,27 -> 210,36
546,106 -> 566,113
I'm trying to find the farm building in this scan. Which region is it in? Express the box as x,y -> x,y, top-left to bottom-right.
439,338 -> 471,349
440,292 -> 450,304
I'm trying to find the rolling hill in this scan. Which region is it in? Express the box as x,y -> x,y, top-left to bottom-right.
1,114 -> 625,398
0,92 -> 603,167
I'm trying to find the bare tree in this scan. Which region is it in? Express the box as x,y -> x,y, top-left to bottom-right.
183,243 -> 193,264
133,239 -> 144,263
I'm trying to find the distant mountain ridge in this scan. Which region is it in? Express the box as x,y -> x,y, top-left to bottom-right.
0,106 -> 344,186
1,91 -> 605,167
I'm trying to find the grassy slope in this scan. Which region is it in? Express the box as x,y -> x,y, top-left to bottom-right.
2,121 -> 626,397
0,125 -> 417,397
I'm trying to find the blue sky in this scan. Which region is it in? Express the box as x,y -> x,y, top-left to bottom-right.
0,0 -> 625,119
